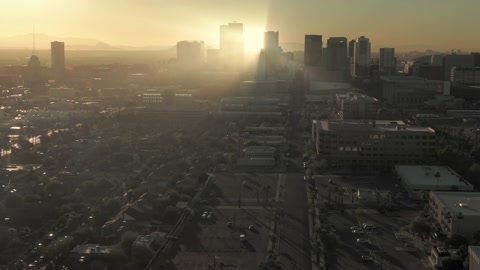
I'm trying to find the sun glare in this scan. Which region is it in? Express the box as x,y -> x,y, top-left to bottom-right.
244,27 -> 265,53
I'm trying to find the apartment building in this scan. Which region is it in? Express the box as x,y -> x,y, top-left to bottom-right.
429,192 -> 480,241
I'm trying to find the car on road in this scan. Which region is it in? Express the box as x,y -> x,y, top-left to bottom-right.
352,229 -> 365,234
201,211 -> 208,219
356,238 -> 371,244
240,234 -> 246,241
362,223 -> 375,229
350,226 -> 362,230
361,256 -> 374,261
248,225 -> 255,231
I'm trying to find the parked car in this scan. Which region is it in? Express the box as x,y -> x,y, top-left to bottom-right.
350,226 -> 362,230
226,222 -> 233,228
240,234 -> 246,241
207,212 -> 214,220
361,256 -> 374,261
201,211 -> 208,219
352,230 -> 365,234
248,225 -> 255,231
356,238 -> 371,244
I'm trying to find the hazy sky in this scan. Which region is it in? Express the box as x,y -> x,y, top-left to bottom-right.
1,0 -> 480,51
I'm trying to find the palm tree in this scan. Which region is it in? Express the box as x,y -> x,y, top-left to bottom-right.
473,230 -> 480,245
456,212 -> 464,233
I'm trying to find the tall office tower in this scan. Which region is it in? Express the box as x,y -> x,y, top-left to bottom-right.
379,48 -> 396,72
264,31 -> 280,51
176,41 -> 205,65
51,41 -> 65,80
219,22 -> 244,71
348,40 -> 356,58
304,35 -> 323,66
353,36 -> 371,77
323,37 -> 348,71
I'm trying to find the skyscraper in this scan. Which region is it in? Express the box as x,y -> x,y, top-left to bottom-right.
176,40 -> 204,65
348,40 -> 356,58
353,36 -> 371,76
51,41 -> 65,80
379,48 -> 396,72
219,22 -> 244,70
323,37 -> 348,71
264,31 -> 280,52
304,35 -> 322,66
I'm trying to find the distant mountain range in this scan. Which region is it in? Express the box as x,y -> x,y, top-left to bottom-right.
0,33 -> 172,51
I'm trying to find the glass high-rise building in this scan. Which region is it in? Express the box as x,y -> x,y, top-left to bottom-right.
304,35 -> 322,66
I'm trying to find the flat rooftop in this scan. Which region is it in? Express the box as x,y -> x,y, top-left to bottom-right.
380,76 -> 429,82
396,165 -> 473,191
317,120 -> 434,133
431,192 -> 480,216
310,82 -> 352,91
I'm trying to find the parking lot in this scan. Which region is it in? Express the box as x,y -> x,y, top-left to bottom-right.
171,207 -> 273,270
169,173 -> 281,270
312,175 -> 430,270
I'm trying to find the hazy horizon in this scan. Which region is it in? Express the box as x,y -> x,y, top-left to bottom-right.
1,0 -> 480,52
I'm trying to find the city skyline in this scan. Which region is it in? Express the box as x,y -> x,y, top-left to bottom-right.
1,0 -> 480,52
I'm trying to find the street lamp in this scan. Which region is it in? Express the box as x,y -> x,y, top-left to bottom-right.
434,172 -> 441,191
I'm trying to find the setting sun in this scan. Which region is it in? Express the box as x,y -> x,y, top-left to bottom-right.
244,27 -> 265,53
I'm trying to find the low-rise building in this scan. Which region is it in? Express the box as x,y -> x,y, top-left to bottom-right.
395,165 -> 473,200
451,67 -> 480,86
312,120 -> 437,171
469,246 -> 480,270
243,146 -> 276,159
380,76 -> 446,107
424,95 -> 465,111
70,244 -> 112,259
336,92 -> 380,119
429,192 -> 480,241
429,246 -> 451,268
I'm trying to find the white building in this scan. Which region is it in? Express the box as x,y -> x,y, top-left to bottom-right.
396,165 -> 473,200
429,192 -> 480,241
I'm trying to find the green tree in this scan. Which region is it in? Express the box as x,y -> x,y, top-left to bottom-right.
445,234 -> 469,248
3,193 -> 24,209
410,218 -> 433,241
320,231 -> 339,258
120,231 -> 139,255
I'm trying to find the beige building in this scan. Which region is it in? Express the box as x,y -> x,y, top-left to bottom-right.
469,246 -> 480,270
312,120 -> 436,171
429,192 -> 480,241
336,93 -> 380,119
451,67 -> 480,86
